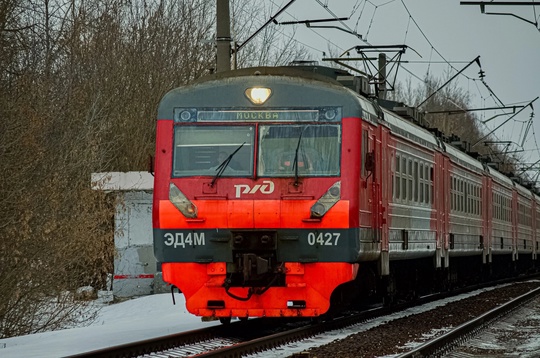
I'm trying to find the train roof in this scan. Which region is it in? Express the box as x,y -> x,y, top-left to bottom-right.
515,181 -> 534,198
381,108 -> 439,150
158,65 -> 370,121
488,166 -> 515,188
166,64 -> 540,197
193,65 -> 350,87
444,144 -> 485,173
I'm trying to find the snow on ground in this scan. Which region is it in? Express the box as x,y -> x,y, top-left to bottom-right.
0,293 -> 219,358
0,284 -> 536,358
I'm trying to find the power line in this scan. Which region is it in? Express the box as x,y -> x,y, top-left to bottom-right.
460,1 -> 540,29
268,0 -> 348,54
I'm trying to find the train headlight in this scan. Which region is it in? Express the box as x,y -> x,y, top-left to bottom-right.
311,203 -> 326,218
245,87 -> 272,105
169,183 -> 198,218
310,181 -> 341,219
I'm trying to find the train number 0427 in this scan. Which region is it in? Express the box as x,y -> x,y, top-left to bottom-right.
307,232 -> 340,246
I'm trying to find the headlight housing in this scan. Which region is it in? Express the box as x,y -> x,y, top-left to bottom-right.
310,181 -> 340,218
169,183 -> 198,218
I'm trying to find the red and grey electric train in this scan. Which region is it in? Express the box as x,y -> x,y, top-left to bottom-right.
153,65 -> 539,321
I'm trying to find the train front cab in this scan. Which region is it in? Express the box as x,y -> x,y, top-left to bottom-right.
152,68 -> 371,319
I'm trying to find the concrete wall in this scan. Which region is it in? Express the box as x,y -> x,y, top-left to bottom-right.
113,191 -> 155,297
92,172 -> 165,297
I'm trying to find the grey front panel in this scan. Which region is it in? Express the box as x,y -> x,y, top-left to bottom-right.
158,75 -> 363,120
277,228 -> 359,262
154,228 -> 361,263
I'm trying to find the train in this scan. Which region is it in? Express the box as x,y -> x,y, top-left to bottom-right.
152,63 -> 539,323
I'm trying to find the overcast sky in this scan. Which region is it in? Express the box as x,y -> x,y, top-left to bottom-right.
257,0 -> 540,177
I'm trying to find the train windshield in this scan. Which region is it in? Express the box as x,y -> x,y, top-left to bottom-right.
172,126 -> 254,177
258,124 -> 341,177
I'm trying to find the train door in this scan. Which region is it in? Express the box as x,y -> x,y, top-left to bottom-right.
442,155 -> 450,266
371,127 -> 382,244
482,174 -> 492,264
434,151 -> 450,268
360,122 -> 390,276
359,124 -> 376,232
377,125 -> 390,275
512,188 -> 518,261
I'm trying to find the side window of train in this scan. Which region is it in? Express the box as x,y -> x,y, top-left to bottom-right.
459,179 -> 465,212
429,165 -> 434,204
419,162 -> 424,204
451,176 -> 455,212
506,197 -> 510,222
361,129 -> 369,178
479,186 -> 482,216
426,162 -> 431,204
395,154 -> 401,201
495,193 -> 499,220
408,159 -> 413,202
465,181 -> 469,214
413,161 -> 419,202
402,156 -> 407,202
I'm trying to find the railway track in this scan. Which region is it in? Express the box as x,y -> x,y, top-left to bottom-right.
68,277 -> 540,358
67,298 -> 428,357
397,286 -> 540,357
66,318 -> 294,358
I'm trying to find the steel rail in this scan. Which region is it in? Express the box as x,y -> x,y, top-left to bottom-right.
65,318 -> 274,358
66,274 -> 540,357
396,286 -> 540,357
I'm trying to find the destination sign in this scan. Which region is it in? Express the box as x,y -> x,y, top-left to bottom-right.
173,107 -> 342,123
198,110 -> 319,122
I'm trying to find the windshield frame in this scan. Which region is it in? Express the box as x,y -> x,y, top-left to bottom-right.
257,123 -> 341,178
171,125 -> 255,178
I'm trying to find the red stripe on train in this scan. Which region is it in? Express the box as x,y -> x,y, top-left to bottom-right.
114,274 -> 155,280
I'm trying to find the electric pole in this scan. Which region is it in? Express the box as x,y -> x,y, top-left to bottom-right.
216,0 -> 231,72
378,53 -> 387,100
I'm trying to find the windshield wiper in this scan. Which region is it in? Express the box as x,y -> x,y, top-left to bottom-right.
210,142 -> 245,187
292,126 -> 307,186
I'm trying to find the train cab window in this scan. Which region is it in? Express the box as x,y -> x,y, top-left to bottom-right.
172,125 -> 254,177
258,124 -> 340,177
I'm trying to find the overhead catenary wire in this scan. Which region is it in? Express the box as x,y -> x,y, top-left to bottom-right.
268,0 -> 349,54
395,1 -> 537,156
266,1 -> 540,174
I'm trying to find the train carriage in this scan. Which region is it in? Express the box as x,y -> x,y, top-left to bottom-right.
153,66 -> 373,319
515,183 -> 534,260
445,145 -> 485,257
153,64 -> 539,321
489,170 -> 516,259
384,108 -> 438,262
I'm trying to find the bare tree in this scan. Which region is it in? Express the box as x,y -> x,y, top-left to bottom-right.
231,0 -> 308,68
0,0 -> 314,338
0,0 -> 216,338
390,74 -> 518,173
